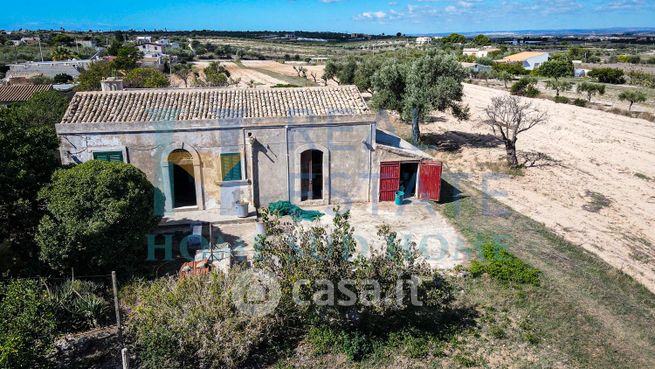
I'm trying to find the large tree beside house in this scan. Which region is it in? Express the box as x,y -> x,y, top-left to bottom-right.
36,161 -> 161,274
371,51 -> 469,143
0,91 -> 67,276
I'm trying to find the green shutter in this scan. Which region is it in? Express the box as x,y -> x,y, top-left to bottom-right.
93,151 -> 124,162
221,153 -> 242,181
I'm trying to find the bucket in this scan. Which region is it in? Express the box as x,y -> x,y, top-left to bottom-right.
394,191 -> 404,205
235,201 -> 249,218
255,221 -> 266,235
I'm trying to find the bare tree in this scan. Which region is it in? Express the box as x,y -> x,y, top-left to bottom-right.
310,71 -> 318,84
484,96 -> 548,168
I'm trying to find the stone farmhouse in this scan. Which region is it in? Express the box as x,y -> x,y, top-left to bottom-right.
55,86 -> 442,215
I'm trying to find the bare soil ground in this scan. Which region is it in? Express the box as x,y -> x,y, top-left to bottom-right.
190,60 -> 328,88
385,83 -> 655,293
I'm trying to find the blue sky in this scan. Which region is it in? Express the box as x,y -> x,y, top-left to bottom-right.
3,0 -> 654,34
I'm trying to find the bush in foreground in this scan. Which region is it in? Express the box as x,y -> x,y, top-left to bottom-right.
0,279 -> 57,369
37,161 -> 161,275
126,209 -> 455,367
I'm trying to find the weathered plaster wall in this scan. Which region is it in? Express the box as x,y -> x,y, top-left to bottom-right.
57,118 -> 376,214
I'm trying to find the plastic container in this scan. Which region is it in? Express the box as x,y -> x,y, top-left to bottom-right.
235,201 -> 249,218
394,191 -> 404,205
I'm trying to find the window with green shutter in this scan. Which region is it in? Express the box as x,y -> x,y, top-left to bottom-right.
221,153 -> 242,181
93,151 -> 124,162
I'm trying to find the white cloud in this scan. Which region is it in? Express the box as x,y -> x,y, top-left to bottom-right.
356,10 -> 388,20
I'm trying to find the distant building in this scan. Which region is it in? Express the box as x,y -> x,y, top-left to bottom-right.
19,36 -> 40,45
136,36 -> 152,44
5,60 -> 93,80
137,42 -> 165,56
463,47 -> 500,58
461,62 -> 492,74
416,36 -> 432,45
76,40 -> 96,48
0,84 -> 52,106
498,51 -> 549,70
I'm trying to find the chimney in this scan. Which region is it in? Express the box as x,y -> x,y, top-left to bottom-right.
101,77 -> 124,91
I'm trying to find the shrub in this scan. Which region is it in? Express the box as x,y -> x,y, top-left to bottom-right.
255,210 -> 454,332
124,68 -> 170,88
492,62 -> 529,76
588,67 -> 625,84
126,272 -> 280,369
0,279 -> 57,369
50,280 -> 112,333
537,59 -> 573,79
37,160 -> 161,274
53,73 -> 73,84
628,70 -> 655,88
510,77 -> 539,97
572,98 -> 587,107
470,240 -> 540,286
554,96 -> 570,104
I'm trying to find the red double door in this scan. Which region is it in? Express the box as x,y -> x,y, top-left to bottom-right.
379,161 -> 442,202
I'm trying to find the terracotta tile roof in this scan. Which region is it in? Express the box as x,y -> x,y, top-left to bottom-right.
500,51 -> 548,62
0,84 -> 53,103
61,86 -> 370,124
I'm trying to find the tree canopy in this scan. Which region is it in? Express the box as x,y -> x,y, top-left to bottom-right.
537,59 -> 573,79
37,161 -> 161,274
124,67 -> 170,88
0,91 -> 67,275
371,51 -> 468,142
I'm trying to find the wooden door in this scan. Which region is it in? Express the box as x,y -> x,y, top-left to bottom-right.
379,162 -> 400,201
418,161 -> 442,201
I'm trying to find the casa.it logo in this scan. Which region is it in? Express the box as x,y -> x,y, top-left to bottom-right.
230,269 -> 281,317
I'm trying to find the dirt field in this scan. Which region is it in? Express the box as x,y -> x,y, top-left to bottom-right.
190,60 -> 328,88
385,83 -> 655,293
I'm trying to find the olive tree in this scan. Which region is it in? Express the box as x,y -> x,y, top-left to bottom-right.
618,90 -> 647,111
172,63 -> 196,88
577,81 -> 605,102
484,96 -> 548,168
36,161 -> 161,274
372,51 -> 469,143
545,78 -> 573,97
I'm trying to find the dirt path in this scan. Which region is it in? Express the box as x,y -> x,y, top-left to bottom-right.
386,83 -> 655,293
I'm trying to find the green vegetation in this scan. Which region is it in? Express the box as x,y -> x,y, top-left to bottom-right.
77,61 -> 114,91
492,62 -> 529,76
437,174 -> 655,369
124,67 -> 170,88
618,89 -> 647,111
127,210 -> 456,368
627,70 -> 655,88
470,240 -> 540,286
510,76 -> 539,97
577,81 -> 606,102
37,161 -> 161,274
588,67 -> 625,84
0,91 -> 68,275
536,59 -> 573,79
203,61 -> 232,86
544,78 -> 573,97
0,279 -> 56,369
370,51 -> 468,142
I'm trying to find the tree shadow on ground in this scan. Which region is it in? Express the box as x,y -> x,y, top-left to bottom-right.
518,151 -> 564,168
422,131 -> 503,151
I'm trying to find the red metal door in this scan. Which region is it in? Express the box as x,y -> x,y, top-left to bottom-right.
379,162 -> 400,201
418,161 -> 442,201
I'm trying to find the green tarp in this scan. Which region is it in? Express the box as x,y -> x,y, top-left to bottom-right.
268,201 -> 323,221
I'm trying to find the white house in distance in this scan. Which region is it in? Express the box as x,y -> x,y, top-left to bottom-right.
498,51 -> 550,70
137,42 -> 165,56
416,36 -> 432,45
463,47 -> 500,58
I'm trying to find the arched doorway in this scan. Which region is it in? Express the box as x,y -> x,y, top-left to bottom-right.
300,149 -> 323,201
168,149 -> 197,208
